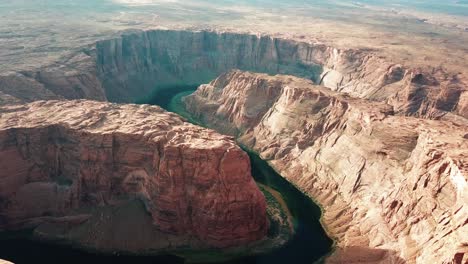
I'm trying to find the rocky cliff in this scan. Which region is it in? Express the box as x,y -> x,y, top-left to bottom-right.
1,29 -> 465,120
184,70 -> 468,264
0,100 -> 267,252
94,30 -> 322,103
95,30 -> 467,120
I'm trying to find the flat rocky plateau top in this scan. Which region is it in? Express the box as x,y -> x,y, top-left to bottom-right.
0,100 -> 234,149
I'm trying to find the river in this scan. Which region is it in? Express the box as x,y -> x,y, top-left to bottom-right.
165,86 -> 334,264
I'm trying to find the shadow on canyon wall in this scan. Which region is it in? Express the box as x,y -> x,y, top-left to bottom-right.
135,84 -> 201,108
96,30 -> 324,103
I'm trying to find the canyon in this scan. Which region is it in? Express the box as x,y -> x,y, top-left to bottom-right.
1,30 -> 467,121
0,28 -> 466,264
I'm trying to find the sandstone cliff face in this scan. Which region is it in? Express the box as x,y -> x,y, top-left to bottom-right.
0,100 -> 267,251
95,30 -> 467,119
184,70 -> 468,264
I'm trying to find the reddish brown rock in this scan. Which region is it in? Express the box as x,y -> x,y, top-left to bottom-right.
184,70 -> 468,264
0,100 -> 267,252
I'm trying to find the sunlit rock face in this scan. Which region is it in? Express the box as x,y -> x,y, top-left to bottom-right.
0,100 -> 268,252
184,70 -> 468,264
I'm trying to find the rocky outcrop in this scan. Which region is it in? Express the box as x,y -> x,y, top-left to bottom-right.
0,100 -> 267,252
184,70 -> 468,264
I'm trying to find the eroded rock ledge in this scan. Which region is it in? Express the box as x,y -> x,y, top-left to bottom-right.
0,100 -> 268,252
184,70 -> 468,264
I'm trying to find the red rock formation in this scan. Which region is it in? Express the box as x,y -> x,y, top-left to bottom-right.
0,100 -> 267,252
184,70 -> 468,264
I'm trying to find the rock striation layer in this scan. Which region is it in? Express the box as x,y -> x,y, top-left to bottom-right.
0,100 -> 267,252
184,70 -> 468,264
